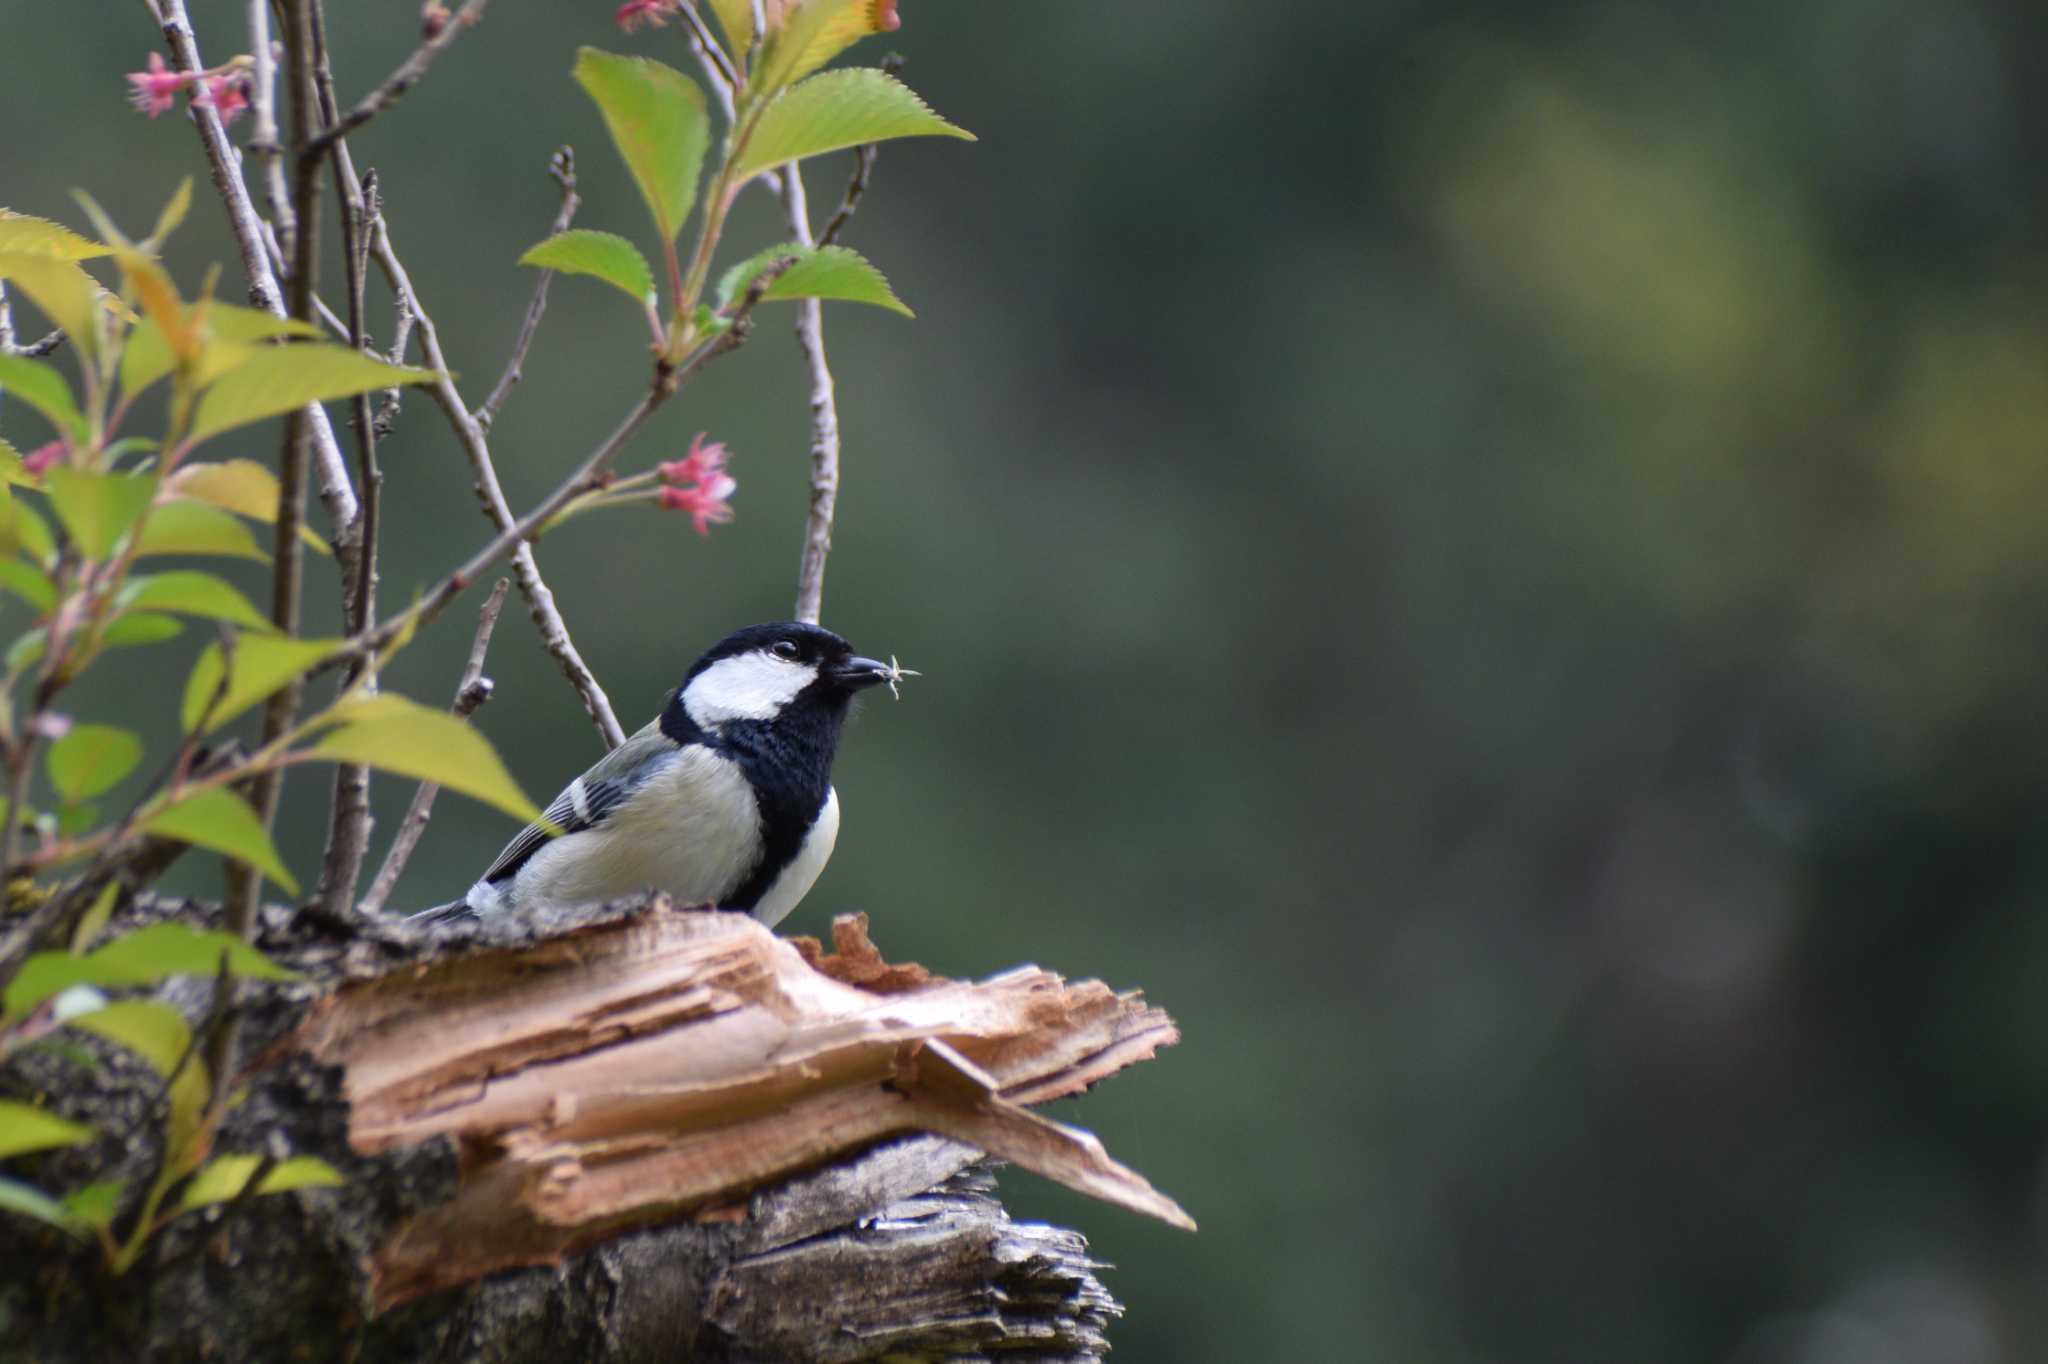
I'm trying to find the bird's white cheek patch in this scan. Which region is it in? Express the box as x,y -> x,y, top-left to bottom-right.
684,652 -> 815,727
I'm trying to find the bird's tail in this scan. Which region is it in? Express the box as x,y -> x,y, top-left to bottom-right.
407,898 -> 476,925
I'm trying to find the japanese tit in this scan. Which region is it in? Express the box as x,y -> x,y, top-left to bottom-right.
415,622 -> 906,927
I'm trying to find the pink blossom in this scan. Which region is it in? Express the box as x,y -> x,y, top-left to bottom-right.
20,441 -> 64,476
659,472 -> 737,536
196,73 -> 251,126
658,434 -> 729,489
126,52 -> 193,118
615,0 -> 672,31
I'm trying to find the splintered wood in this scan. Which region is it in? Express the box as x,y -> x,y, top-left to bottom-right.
289,906 -> 1189,1307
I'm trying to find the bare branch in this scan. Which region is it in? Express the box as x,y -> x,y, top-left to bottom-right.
365,211 -> 629,748
779,166 -> 842,626
301,0 -> 493,156
475,147 -> 581,432
356,578 -> 509,918
152,0 -> 360,548
247,0 -> 293,259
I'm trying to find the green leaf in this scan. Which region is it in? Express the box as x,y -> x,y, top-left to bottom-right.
0,558 -> 55,611
5,629 -> 45,672
0,210 -> 109,261
67,1000 -> 190,1077
42,468 -> 157,560
120,571 -> 276,633
98,612 -> 182,649
180,634 -> 340,733
0,252 -> 107,360
46,724 -> 142,801
573,49 -> 710,243
753,0 -> 900,96
10,499 -> 54,565
0,1099 -> 93,1158
132,500 -> 268,561
55,801 -> 99,837
121,305 -> 322,403
164,459 -> 330,558
175,1154 -> 342,1214
306,693 -> 542,824
0,353 -> 84,442
716,242 -> 912,317
518,231 -> 656,307
0,437 -> 29,485
141,787 -> 299,896
3,924 -> 294,1019
737,68 -> 973,180
0,1177 -> 87,1239
69,880 -> 119,953
187,345 -> 437,445
147,178 -> 193,248
59,1179 -> 124,1231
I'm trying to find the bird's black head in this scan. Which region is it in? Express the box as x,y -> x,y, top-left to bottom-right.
661,621 -> 896,742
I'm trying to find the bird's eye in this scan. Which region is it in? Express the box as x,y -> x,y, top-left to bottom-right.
772,639 -> 801,660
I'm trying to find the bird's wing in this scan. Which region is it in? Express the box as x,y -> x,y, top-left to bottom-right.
478,722 -> 673,886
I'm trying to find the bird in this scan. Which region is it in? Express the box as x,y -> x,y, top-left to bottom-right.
414,621 -> 908,927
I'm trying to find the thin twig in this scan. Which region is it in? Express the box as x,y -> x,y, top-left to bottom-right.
356,578 -> 508,917
475,148 -> 580,432
152,0 -> 361,550
300,0 -> 492,155
778,165 -> 841,626
675,2 -> 738,90
815,143 -> 877,249
365,210 -> 629,748
2,330 -> 65,359
247,0 -> 293,259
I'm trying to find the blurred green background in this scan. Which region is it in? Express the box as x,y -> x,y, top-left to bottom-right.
9,1 -> 2048,1359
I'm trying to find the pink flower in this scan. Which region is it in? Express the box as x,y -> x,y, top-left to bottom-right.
615,0 -> 672,31
20,441 -> 64,476
196,73 -> 251,126
658,434 -> 728,489
659,473 -> 737,536
126,52 -> 193,118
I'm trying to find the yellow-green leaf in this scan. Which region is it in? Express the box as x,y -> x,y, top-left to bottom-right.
0,252 -> 106,359
164,459 -> 330,557
518,231 -> 656,308
10,499 -> 54,565
0,1176 -> 87,1239
187,345 -> 437,445
120,570 -> 276,633
181,634 -> 340,733
0,558 -> 55,611
133,500 -> 269,561
68,1000 -> 189,1078
716,241 -> 912,316
68,880 -> 119,953
0,1100 -> 92,1159
0,353 -> 84,442
121,306 -> 321,403
147,178 -> 194,249
0,210 -> 109,261
573,49 -> 710,243
98,612 -> 182,649
142,786 -> 299,896
736,68 -> 972,180
46,723 -> 142,801
306,693 -> 542,823
175,1154 -> 342,1214
3,924 -> 295,1020
43,468 -> 157,560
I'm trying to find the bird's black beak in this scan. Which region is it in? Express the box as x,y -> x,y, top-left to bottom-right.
830,655 -> 897,690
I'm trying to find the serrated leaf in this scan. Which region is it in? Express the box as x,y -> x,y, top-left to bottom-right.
0,353 -> 84,442
120,570 -> 276,633
181,634 -> 340,733
0,252 -> 106,360
122,306 -> 322,403
3,924 -> 294,1019
716,242 -> 912,316
0,559 -> 55,611
0,437 -> 28,486
737,68 -> 972,179
47,724 -> 142,801
68,1000 -> 190,1077
518,231 -> 657,307
42,468 -> 156,560
0,1176 -> 87,1239
132,500 -> 268,561
758,0 -> 908,95
59,1179 -> 124,1231
306,693 -> 542,824
142,787 -> 298,897
98,612 -> 182,649
0,210 -> 109,261
188,345 -> 437,445
573,49 -> 710,243
164,459 -> 330,557
0,1099 -> 93,1158
175,1154 -> 342,1214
